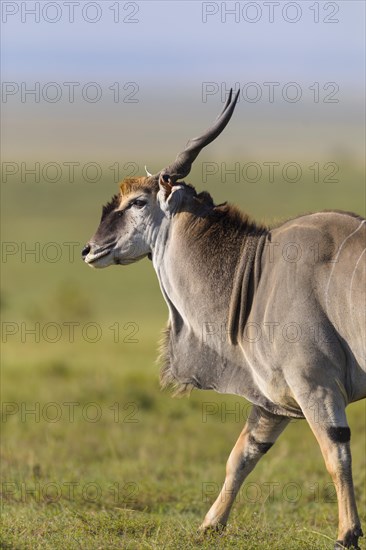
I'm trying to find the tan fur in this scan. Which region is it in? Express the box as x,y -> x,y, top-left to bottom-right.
119,176 -> 157,196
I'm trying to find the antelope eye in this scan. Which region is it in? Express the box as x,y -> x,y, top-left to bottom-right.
133,199 -> 147,208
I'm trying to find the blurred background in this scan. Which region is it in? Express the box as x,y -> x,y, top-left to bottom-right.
1,1 -> 365,548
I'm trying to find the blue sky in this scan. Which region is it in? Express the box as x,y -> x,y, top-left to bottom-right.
2,1 -> 364,85
1,1 -> 365,163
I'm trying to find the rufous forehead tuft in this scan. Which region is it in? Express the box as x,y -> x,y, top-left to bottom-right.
119,176 -> 158,197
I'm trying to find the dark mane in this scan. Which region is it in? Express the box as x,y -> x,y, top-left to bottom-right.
178,181 -> 267,238
211,202 -> 268,236
183,196 -> 268,245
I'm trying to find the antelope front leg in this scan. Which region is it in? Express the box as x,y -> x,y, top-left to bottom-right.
199,406 -> 289,532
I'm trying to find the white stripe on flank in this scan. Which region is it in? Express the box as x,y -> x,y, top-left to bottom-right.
325,219 -> 366,313
350,247 -> 366,299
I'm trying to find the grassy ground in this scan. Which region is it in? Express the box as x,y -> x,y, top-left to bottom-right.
1,165 -> 365,549
1,353 -> 365,549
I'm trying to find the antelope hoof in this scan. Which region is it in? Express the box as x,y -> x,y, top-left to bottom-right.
334,526 -> 363,549
198,521 -> 226,535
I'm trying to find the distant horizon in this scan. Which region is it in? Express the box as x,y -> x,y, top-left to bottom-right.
2,1 -> 365,169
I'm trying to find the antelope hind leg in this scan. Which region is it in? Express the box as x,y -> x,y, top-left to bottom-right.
297,391 -> 363,550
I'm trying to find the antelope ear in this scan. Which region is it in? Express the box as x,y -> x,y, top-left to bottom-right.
159,173 -> 173,201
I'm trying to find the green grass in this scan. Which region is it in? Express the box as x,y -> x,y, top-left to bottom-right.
1,355 -> 365,549
1,164 -> 365,548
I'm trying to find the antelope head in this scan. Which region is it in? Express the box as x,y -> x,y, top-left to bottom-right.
82,89 -> 240,268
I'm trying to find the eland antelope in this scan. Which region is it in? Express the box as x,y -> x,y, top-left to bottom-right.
82,90 -> 366,549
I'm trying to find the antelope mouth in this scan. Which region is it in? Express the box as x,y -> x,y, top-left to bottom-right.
85,246 -> 114,266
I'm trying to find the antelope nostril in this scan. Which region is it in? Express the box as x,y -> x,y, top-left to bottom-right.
82,244 -> 91,258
